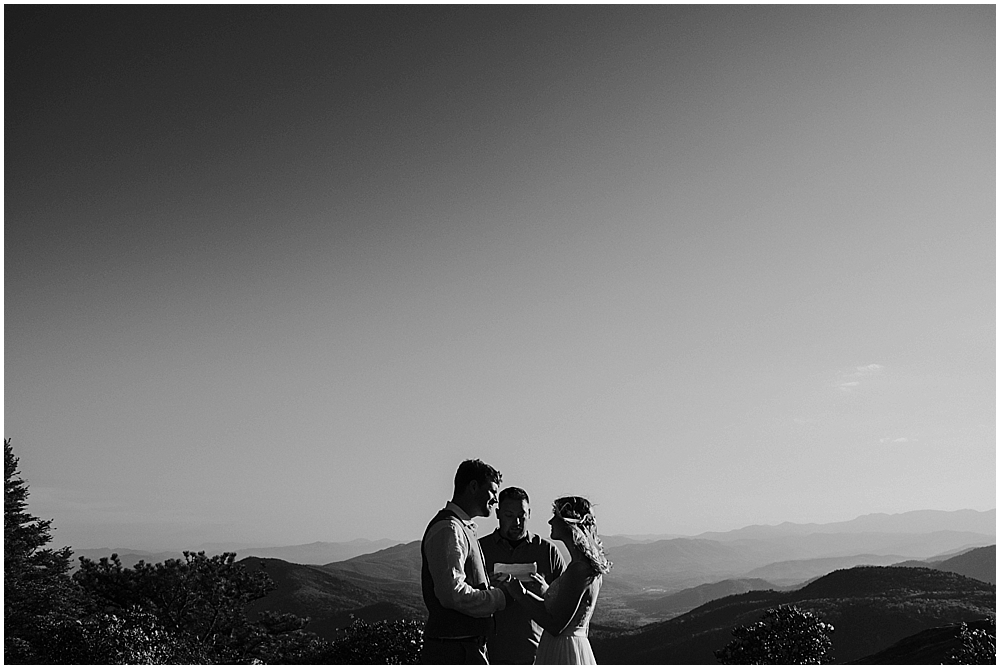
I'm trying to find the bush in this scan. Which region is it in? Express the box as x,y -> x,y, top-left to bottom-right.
316,618 -> 424,664
73,551 -> 316,663
946,620 -> 996,665
715,604 -> 835,664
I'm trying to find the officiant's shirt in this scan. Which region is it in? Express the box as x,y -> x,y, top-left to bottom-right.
480,529 -> 567,664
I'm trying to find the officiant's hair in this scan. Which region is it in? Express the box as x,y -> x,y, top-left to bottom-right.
454,459 -> 502,495
499,487 -> 529,505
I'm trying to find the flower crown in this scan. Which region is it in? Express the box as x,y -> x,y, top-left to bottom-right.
553,499 -> 612,574
554,501 -> 596,528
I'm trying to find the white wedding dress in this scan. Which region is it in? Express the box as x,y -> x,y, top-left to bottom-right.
533,572 -> 602,665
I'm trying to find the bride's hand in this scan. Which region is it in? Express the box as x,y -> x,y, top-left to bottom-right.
525,572 -> 548,595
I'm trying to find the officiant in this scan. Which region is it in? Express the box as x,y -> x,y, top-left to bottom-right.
480,487 -> 567,664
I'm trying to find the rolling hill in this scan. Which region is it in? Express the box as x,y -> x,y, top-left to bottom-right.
591,566 -> 996,664
239,557 -> 424,640
848,618 -> 996,664
742,553 -> 912,585
222,510 -> 994,647
234,539 -> 400,565
895,545 -> 996,585
322,540 -> 422,584
626,578 -> 778,621
601,530 -> 992,592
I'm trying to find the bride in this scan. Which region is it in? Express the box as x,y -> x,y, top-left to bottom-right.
500,496 -> 612,665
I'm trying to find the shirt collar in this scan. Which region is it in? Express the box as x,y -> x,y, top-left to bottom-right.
490,527 -> 536,545
445,501 -> 476,527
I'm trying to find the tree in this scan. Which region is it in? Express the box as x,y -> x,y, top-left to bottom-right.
946,619 -> 996,665
314,618 -> 424,664
715,604 -> 835,664
79,606 -> 177,664
4,438 -> 87,663
73,551 -> 317,663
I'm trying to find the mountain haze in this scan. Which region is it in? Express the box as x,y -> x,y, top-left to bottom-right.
743,554 -> 913,585
627,578 -> 778,620
239,557 -> 423,640
695,509 -> 995,541
323,541 -> 422,585
592,566 -> 995,664
234,539 -> 400,565
895,545 -> 996,585
72,539 -> 402,570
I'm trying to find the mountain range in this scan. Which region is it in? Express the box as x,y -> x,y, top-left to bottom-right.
239,557 -> 424,640
847,618 -> 997,664
72,538 -> 401,570
590,566 -> 995,663
72,508 -> 995,656
895,544 -> 995,585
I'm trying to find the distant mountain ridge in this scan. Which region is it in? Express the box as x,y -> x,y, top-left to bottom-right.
323,541 -> 422,585
71,509 -> 995,644
234,539 -> 400,565
695,509 -> 995,541
743,554 -> 914,585
602,529 -> 993,592
239,556 -> 423,640
894,545 -> 995,584
72,539 -> 402,569
592,566 -> 995,664
628,578 -> 778,620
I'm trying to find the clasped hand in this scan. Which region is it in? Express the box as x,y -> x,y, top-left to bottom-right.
494,572 -> 550,599
493,572 -> 527,597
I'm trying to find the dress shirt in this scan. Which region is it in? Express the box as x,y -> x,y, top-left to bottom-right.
423,502 -> 506,619
479,529 -> 568,664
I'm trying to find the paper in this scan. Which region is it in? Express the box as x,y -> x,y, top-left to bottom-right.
494,562 -> 537,580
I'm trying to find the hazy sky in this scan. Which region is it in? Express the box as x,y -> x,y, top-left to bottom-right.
6,6 -> 995,551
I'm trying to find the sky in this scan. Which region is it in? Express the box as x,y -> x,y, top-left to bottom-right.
5,6 -> 995,551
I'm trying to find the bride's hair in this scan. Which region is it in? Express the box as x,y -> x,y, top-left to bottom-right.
553,496 -> 612,575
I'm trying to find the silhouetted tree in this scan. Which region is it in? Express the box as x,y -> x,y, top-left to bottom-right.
74,551 -> 316,663
315,618 -> 424,664
946,619 -> 996,665
5,438 -> 417,664
715,604 -> 834,664
4,438 -> 89,663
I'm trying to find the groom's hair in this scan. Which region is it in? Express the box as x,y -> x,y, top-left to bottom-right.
454,459 -> 502,495
499,487 -> 529,505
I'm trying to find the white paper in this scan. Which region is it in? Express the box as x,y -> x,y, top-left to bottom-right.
494,562 -> 537,580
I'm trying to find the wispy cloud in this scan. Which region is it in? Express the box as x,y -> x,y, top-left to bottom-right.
879,436 -> 917,445
835,363 -> 884,392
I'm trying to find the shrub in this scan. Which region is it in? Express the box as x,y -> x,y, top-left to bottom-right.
715,604 -> 835,664
946,619 -> 996,665
316,618 -> 424,664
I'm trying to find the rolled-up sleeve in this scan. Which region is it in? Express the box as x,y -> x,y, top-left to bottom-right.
425,519 -> 506,618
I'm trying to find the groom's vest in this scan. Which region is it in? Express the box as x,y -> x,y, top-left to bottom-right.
420,507 -> 492,639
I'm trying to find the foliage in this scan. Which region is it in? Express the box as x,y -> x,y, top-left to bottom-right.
73,550 -> 317,663
715,604 -> 834,664
946,619 -> 996,665
313,618 -> 424,664
80,606 -> 178,664
6,438 -> 403,664
4,438 -> 88,663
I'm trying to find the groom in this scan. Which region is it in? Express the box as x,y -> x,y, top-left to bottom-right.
420,459 -> 511,664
